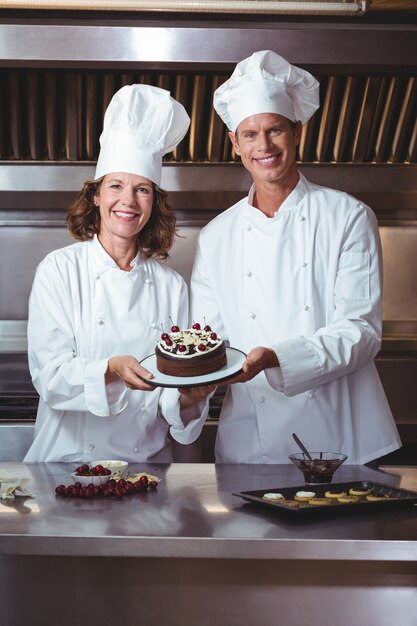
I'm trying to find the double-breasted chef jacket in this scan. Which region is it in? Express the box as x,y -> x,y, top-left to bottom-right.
24,235 -> 207,463
190,173 -> 401,464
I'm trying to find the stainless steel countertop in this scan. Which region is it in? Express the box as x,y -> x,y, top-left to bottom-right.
1,463 -> 416,561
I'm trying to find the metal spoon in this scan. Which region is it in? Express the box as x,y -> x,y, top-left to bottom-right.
292,433 -> 313,460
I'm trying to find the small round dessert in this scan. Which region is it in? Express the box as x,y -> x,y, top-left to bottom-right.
325,490 -> 347,499
294,490 -> 316,502
308,498 -> 332,506
349,487 -> 372,496
366,494 -> 391,502
281,500 -> 300,507
337,495 -> 360,504
155,324 -> 227,377
262,492 -> 285,502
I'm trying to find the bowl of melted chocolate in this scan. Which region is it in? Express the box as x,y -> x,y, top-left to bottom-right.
289,452 -> 348,485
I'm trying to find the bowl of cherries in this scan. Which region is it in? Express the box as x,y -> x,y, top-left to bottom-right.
71,463 -> 112,487
90,459 -> 128,477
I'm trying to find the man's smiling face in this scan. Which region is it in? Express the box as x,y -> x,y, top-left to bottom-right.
229,113 -> 301,189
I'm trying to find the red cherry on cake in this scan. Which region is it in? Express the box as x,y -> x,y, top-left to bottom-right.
165,338 -> 173,346
192,322 -> 201,330
197,344 -> 206,352
204,325 -> 211,332
178,344 -> 187,352
161,333 -> 169,340
171,325 -> 180,332
210,332 -> 217,340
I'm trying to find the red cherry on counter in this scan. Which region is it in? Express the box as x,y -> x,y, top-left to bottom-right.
192,322 -> 201,330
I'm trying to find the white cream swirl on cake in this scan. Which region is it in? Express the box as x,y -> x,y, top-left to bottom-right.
155,323 -> 227,377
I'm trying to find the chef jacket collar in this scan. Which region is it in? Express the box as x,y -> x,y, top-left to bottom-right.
91,234 -> 141,272
247,172 -> 308,219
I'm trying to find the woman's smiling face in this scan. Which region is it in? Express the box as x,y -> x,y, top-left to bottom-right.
94,172 -> 154,245
229,113 -> 301,189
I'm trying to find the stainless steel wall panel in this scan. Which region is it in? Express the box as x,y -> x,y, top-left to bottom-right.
0,23 -> 416,73
1,163 -> 416,221
379,226 -> 417,321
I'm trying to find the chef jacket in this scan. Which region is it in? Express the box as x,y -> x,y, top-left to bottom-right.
24,235 -> 207,463
190,173 -> 401,464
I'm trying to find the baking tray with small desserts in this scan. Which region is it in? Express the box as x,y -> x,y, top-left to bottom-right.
233,481 -> 417,515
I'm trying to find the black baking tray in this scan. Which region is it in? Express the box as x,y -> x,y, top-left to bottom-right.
233,480 -> 417,515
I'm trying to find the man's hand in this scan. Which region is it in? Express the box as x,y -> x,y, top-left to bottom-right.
106,355 -> 156,391
178,384 -> 217,410
226,347 -> 279,384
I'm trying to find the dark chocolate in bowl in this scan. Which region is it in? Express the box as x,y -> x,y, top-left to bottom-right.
298,460 -> 343,484
289,452 -> 348,485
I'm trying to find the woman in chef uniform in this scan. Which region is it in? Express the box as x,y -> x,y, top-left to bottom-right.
24,84 -> 212,463
190,50 -> 401,464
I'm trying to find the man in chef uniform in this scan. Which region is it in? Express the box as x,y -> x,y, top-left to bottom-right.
190,50 -> 401,464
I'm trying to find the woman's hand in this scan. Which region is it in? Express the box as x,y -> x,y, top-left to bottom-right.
178,384 -> 217,410
106,355 -> 156,391
226,347 -> 279,384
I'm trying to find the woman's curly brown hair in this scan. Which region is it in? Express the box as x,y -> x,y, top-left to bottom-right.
66,177 -> 177,260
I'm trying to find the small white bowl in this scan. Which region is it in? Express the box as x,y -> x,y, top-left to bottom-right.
91,459 -> 128,477
71,472 -> 110,487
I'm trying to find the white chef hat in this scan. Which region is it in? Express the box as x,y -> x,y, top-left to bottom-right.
95,84 -> 190,185
214,50 -> 319,132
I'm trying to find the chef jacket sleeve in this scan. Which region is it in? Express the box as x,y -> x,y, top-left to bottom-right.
28,256 -> 127,417
159,388 -> 212,444
272,203 -> 383,396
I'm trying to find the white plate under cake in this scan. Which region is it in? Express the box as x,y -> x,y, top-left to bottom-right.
139,347 -> 246,388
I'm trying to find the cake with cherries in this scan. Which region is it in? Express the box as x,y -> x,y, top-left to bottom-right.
155,323 -> 227,377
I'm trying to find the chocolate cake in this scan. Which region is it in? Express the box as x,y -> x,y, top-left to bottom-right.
155,323 -> 227,377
